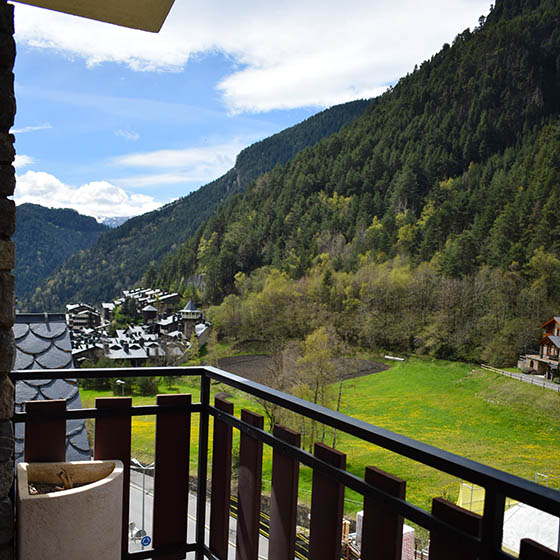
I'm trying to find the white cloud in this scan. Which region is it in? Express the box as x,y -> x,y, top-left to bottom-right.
14,170 -> 163,219
14,155 -> 36,169
113,137 -> 252,187
14,0 -> 490,113
11,123 -> 52,133
114,129 -> 140,141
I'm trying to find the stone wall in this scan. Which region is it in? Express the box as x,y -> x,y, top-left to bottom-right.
0,1 -> 15,558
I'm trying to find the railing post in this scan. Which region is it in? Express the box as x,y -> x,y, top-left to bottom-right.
94,397 -> 132,557
520,538 -> 560,559
429,497 -> 482,560
268,425 -> 301,560
235,409 -> 264,560
153,394 -> 191,560
196,373 -> 210,560
308,442 -> 346,560
210,396 -> 234,560
24,399 -> 66,462
480,489 -> 505,560
361,466 -> 406,560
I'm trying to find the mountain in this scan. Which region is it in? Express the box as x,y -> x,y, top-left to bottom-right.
98,216 -> 131,228
153,0 -> 560,303
14,204 -> 108,300
20,99 -> 370,311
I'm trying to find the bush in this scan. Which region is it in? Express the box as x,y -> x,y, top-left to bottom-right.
162,376 -> 181,390
135,376 -> 159,396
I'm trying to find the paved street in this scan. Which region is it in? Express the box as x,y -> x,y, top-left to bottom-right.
128,470 -> 268,559
481,365 -> 560,392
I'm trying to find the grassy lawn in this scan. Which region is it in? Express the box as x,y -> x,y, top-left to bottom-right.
80,356 -> 560,520
333,358 -> 560,513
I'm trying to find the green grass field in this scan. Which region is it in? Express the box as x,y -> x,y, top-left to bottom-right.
80,357 -> 560,518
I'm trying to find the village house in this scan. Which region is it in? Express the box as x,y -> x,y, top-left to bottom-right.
69,291 -> 211,367
66,302 -> 101,329
518,316 -> 560,380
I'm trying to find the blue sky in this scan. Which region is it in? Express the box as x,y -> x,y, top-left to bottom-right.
11,0 -> 490,220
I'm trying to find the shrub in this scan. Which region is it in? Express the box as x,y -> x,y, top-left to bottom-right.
135,376 -> 159,396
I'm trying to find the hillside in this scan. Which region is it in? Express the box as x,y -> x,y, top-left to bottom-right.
154,0 -> 560,303
14,204 -> 108,299
20,99 -> 370,311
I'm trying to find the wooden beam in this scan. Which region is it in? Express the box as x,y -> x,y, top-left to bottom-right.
12,0 -> 174,32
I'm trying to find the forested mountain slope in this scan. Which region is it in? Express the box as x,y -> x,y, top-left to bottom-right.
155,0 -> 560,304
21,99 -> 369,311
14,204 -> 108,299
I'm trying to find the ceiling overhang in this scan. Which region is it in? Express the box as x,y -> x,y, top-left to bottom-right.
12,0 -> 175,32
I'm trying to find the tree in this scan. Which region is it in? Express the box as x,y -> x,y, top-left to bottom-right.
296,326 -> 337,451
203,331 -> 220,367
188,332 -> 200,362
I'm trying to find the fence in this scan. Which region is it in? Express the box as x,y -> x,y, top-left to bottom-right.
481,365 -> 560,392
11,365 -> 560,560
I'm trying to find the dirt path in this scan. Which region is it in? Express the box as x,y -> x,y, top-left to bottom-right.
217,354 -> 388,384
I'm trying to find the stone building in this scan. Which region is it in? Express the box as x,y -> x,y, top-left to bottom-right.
180,299 -> 203,337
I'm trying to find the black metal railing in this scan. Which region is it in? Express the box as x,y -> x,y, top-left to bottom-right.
11,365 -> 560,560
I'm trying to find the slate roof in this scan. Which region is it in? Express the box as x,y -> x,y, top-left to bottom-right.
182,300 -> 199,312
546,335 -> 560,349
539,316 -> 560,329
159,292 -> 180,302
156,315 -> 178,327
13,313 -> 91,463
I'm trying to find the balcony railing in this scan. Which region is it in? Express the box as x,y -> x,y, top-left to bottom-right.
11,366 -> 560,560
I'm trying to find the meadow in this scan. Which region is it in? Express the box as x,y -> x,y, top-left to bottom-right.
80,357 -> 560,518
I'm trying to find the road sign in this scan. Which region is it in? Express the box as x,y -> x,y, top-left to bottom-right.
141,535 -> 151,547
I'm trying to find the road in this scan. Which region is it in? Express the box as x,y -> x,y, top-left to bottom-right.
481,365 -> 560,392
128,470 -> 268,559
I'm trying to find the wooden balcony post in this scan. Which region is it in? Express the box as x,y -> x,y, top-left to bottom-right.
24,399 -> 66,462
153,394 -> 191,560
268,425 -> 301,560
94,397 -> 132,556
429,497 -> 482,560
210,396 -> 234,559
235,409 -> 264,560
308,442 -> 346,560
520,538 -> 560,559
361,466 -> 406,560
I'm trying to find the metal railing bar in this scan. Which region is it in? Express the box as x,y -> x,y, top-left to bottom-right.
10,366 -> 206,381
210,406 -> 482,551
13,403 -> 201,423
481,490 -> 506,560
202,544 -> 222,560
205,367 -> 560,516
196,374 -> 211,560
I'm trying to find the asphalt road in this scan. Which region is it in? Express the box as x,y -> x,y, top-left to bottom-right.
128,471 -> 268,559
481,365 -> 560,392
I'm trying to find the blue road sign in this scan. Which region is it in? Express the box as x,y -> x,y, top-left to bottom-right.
141,535 -> 151,547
